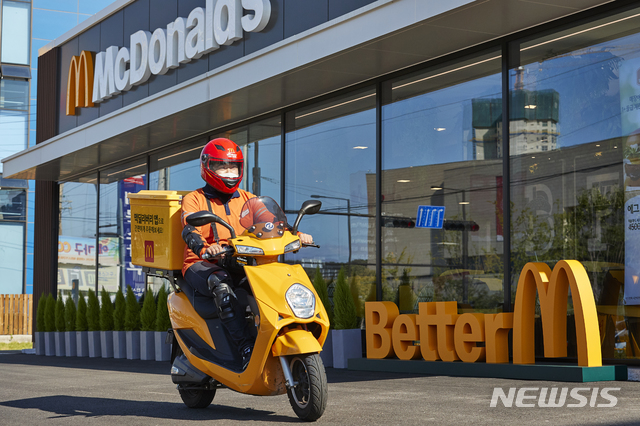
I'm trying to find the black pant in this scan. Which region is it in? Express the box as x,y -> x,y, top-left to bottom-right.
183,261 -> 253,352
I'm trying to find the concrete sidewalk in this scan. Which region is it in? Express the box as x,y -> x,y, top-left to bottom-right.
0,335 -> 31,344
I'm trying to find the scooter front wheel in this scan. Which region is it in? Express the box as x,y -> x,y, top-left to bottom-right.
286,353 -> 327,421
178,386 -> 216,409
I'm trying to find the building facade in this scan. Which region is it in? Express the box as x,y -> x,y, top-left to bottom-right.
4,0 -> 640,364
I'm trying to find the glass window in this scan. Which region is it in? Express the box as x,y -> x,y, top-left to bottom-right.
0,188 -> 26,221
1,1 -> 31,65
511,8 -> 640,361
0,222 -> 24,294
0,109 -> 28,173
58,176 -> 98,297
382,50 -> 503,313
285,88 -> 376,309
0,79 -> 29,110
99,160 -> 147,297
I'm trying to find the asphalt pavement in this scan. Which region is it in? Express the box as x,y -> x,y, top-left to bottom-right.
0,351 -> 639,425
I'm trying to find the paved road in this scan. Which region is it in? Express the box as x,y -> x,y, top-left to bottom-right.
0,351 -> 639,425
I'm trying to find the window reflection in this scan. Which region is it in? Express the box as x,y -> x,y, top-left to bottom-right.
58,178 -> 98,298
285,88 -> 376,308
512,8 -> 640,361
382,51 -> 503,313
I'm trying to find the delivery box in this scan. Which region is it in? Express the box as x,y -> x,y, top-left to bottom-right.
128,190 -> 190,271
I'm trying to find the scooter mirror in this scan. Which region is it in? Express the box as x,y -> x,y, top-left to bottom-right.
291,200 -> 322,234
186,211 -> 219,227
300,200 -> 322,215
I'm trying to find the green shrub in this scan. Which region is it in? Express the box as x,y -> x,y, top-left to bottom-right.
312,268 -> 333,329
155,286 -> 171,332
44,294 -> 56,332
124,286 -> 141,331
76,291 -> 88,331
55,291 -> 66,332
86,289 -> 101,332
113,287 -> 126,331
350,274 -> 363,319
333,267 -> 358,330
36,292 -> 46,332
140,287 -> 157,331
99,287 -> 114,331
64,296 -> 76,332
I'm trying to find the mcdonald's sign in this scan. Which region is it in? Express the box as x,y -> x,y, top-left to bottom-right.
365,260 -> 602,367
66,50 -> 95,116
144,240 -> 154,263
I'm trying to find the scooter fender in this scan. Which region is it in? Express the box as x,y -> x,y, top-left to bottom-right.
272,329 -> 323,357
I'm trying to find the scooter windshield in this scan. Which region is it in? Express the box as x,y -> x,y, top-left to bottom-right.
239,196 -> 289,239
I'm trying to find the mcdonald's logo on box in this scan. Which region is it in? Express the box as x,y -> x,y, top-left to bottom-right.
144,241 -> 154,263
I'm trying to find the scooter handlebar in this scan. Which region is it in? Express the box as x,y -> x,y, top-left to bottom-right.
302,243 -> 320,248
201,246 -> 235,260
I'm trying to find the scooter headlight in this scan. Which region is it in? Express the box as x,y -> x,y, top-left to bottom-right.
285,283 -> 315,319
235,245 -> 264,255
284,240 -> 301,253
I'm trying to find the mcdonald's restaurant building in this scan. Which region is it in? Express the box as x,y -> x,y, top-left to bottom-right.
6,0 -> 640,368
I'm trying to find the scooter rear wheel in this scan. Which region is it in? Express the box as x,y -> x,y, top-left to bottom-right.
178,387 -> 216,409
286,353 -> 327,421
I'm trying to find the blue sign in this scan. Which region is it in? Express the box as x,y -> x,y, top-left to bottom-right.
416,205 -> 445,229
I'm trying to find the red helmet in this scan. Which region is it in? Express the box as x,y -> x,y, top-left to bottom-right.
200,138 -> 244,194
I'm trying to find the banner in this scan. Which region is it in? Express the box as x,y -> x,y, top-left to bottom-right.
119,176 -> 147,298
58,236 -> 119,266
620,58 -> 640,305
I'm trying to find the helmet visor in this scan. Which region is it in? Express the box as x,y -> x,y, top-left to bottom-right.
202,156 -> 243,179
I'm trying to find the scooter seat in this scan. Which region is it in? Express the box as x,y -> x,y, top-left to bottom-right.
179,280 -> 219,320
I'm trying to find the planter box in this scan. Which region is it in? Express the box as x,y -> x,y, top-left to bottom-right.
65,331 -> 77,357
320,330 -> 333,368
76,331 -> 89,357
44,332 -> 55,356
113,331 -> 127,359
155,331 -> 171,362
35,332 -> 45,356
126,331 -> 140,360
54,332 -> 66,357
88,331 -> 102,358
332,328 -> 362,369
140,331 -> 155,361
101,331 -> 114,358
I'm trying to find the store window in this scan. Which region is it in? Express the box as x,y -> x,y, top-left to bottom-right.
285,88 -> 376,308
57,175 -> 98,298
511,8 -> 640,361
0,78 -> 29,173
99,159 -> 147,297
382,50 -> 503,313
1,0 -> 31,65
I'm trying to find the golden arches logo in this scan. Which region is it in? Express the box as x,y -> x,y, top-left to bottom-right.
66,50 -> 95,116
144,241 -> 154,263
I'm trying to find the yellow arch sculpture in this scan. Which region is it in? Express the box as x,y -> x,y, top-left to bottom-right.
513,260 -> 602,367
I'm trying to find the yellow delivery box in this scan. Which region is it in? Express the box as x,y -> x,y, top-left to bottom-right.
127,190 -> 190,271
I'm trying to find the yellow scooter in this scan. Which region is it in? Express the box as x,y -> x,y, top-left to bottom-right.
167,196 -> 329,421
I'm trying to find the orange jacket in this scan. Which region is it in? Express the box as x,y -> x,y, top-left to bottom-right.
181,188 -> 255,275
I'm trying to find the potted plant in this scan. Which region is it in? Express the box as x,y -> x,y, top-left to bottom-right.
64,296 -> 77,357
140,286 -> 157,361
54,291 -> 66,356
155,285 -> 172,362
35,292 -> 46,355
124,286 -> 141,360
112,287 -> 127,359
332,267 -> 362,369
312,268 -> 333,367
86,289 -> 102,358
76,291 -> 89,357
44,294 -> 56,356
100,287 -> 114,358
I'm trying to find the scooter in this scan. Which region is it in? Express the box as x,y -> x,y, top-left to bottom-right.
165,196 -> 330,421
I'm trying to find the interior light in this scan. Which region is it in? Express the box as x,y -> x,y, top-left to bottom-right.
430,185 -> 443,191
524,105 -> 537,109
353,146 -> 368,150
397,180 -> 411,183
459,201 -> 470,205
435,128 -> 446,131
614,146 -> 618,149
